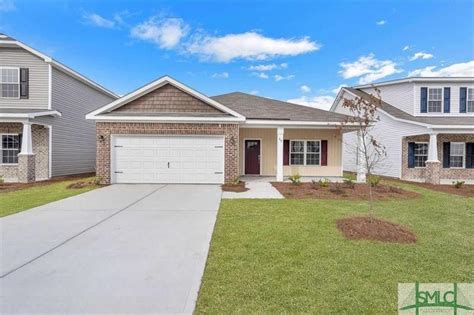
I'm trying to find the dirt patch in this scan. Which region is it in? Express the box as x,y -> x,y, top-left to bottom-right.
222,181 -> 248,193
0,173 -> 96,193
271,182 -> 419,200
337,216 -> 417,244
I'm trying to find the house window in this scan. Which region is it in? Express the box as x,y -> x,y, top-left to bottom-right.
0,67 -> 20,98
414,143 -> 428,167
450,142 -> 465,168
1,134 -> 21,164
290,140 -> 320,166
468,88 -> 474,113
427,88 -> 442,113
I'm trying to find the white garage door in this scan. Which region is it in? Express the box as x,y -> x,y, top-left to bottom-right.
112,135 -> 225,184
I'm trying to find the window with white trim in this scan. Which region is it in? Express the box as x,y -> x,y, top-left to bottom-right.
468,88 -> 474,113
427,88 -> 442,113
1,134 -> 21,164
414,143 -> 428,168
290,140 -> 320,166
0,67 -> 20,98
450,142 -> 465,168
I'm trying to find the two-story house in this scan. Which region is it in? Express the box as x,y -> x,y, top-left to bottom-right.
331,77 -> 474,184
0,33 -> 117,183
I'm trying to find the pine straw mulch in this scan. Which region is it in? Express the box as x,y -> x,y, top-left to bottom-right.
271,182 -> 420,200
0,173 -> 96,193
222,181 -> 249,193
337,216 -> 417,244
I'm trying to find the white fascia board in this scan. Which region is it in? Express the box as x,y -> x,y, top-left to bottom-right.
329,88 -> 347,112
243,120 -> 360,127
0,110 -> 62,119
86,76 -> 245,119
89,115 -> 244,123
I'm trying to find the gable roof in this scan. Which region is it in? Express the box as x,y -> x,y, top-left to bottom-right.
0,33 -> 118,99
338,87 -> 474,127
354,76 -> 474,89
86,76 -> 245,121
211,92 -> 351,123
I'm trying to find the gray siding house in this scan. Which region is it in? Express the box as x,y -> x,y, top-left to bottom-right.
0,33 -> 117,183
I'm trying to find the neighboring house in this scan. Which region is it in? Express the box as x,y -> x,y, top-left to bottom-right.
0,33 -> 117,183
331,77 -> 474,184
87,76 -> 360,184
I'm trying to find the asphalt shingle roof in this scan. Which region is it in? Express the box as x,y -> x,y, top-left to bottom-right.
211,92 -> 351,122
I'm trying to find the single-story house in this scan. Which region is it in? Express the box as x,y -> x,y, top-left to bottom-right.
86,76 -> 360,184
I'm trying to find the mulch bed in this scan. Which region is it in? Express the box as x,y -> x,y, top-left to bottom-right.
404,182 -> 474,198
0,173 -> 96,193
271,182 -> 419,200
337,216 -> 417,244
222,181 -> 249,193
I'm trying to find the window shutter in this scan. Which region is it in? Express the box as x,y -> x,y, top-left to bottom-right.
466,143 -> 474,169
443,87 -> 450,113
408,142 -> 415,168
283,140 -> 289,166
460,87 -> 467,113
321,140 -> 328,166
20,68 -> 29,99
420,87 -> 428,113
443,142 -> 450,168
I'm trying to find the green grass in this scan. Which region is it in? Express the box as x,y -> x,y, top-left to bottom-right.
196,182 -> 474,314
0,178 -> 99,217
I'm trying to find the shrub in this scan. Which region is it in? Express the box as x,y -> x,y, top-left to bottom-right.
230,177 -> 241,185
0,175 -> 4,184
329,182 -> 345,195
319,178 -> 330,188
343,174 -> 356,188
288,174 -> 301,185
452,180 -> 465,189
311,179 -> 319,190
369,175 -> 381,187
93,176 -> 102,185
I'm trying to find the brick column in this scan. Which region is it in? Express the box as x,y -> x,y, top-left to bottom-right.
425,161 -> 441,185
18,154 -> 36,183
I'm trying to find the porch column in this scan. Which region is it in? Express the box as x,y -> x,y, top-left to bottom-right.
276,127 -> 284,182
426,132 -> 441,184
356,130 -> 367,183
18,122 -> 36,183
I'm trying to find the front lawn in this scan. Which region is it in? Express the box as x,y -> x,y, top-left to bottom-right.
196,182 -> 474,314
0,177 -> 99,217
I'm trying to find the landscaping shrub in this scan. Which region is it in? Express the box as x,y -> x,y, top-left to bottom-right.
318,178 -> 330,188
288,174 -> 301,185
452,180 -> 465,189
369,175 -> 381,187
329,182 -> 345,195
311,179 -> 319,190
343,174 -> 356,188
0,176 -> 4,184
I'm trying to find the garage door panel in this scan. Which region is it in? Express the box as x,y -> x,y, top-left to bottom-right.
112,135 -> 224,184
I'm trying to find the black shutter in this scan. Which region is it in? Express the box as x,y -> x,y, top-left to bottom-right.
443,142 -> 450,168
466,143 -> 474,169
460,87 -> 467,113
408,142 -> 415,168
420,87 -> 428,113
443,87 -> 450,113
20,68 -> 29,99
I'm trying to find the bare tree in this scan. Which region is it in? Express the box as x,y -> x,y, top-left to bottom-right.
340,87 -> 387,214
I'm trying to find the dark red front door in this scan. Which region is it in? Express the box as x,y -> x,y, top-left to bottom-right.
245,140 -> 261,175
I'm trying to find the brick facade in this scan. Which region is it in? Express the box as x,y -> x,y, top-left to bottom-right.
18,154 -> 36,183
401,133 -> 474,183
113,84 -> 223,114
96,122 -> 239,184
0,123 -> 49,182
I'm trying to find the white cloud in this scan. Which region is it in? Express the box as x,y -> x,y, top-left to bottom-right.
274,74 -> 294,81
252,72 -> 269,79
82,13 -> 116,28
248,63 -> 288,71
186,32 -> 319,62
408,60 -> 474,77
409,51 -> 434,61
249,90 -> 259,95
211,72 -> 229,79
339,53 -> 402,84
376,20 -> 387,26
131,17 -> 189,49
300,85 -> 311,93
403,45 -> 410,51
0,0 -> 15,12
287,95 -> 335,110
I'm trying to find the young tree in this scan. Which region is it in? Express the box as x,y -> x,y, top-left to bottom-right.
340,87 -> 387,214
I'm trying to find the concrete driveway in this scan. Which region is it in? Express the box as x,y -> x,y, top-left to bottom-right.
0,184 -> 222,314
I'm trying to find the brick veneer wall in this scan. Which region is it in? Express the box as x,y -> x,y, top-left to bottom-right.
96,122 -> 239,184
401,134 -> 474,182
113,84 -> 223,114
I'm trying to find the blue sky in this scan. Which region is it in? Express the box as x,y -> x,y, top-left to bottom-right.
1,0 -> 473,109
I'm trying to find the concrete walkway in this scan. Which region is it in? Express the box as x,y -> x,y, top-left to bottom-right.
1,184 -> 221,314
223,177 -> 284,199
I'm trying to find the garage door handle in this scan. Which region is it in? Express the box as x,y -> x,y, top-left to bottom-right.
215,146 -> 223,148
114,171 -> 123,174
114,145 -> 123,148
168,162 -> 170,168
214,172 -> 223,174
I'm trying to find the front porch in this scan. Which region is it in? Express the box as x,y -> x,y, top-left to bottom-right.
402,133 -> 474,184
